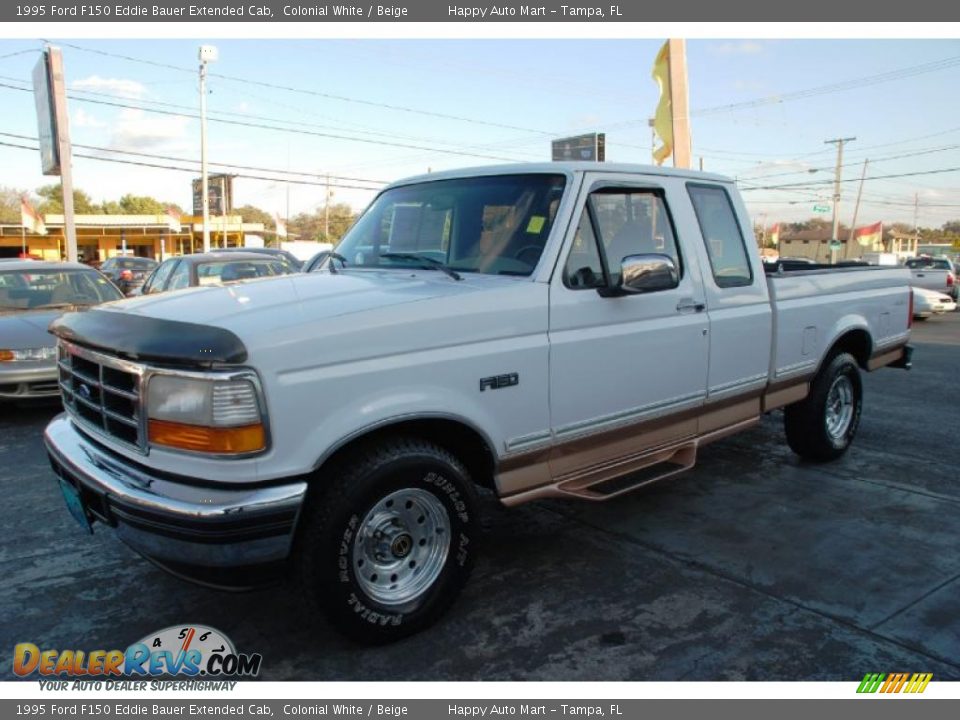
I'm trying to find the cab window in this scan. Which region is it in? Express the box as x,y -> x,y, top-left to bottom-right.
688,184 -> 753,288
563,190 -> 681,290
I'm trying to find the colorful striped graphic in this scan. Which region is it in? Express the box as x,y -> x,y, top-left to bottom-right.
857,672 -> 932,694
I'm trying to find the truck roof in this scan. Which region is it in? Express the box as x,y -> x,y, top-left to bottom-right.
390,162 -> 732,188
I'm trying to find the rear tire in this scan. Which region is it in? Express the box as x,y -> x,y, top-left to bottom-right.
784,352 -> 863,462
295,437 -> 479,643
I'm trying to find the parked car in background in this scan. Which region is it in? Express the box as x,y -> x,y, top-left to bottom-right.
0,261 -> 123,401
214,246 -> 303,272
99,256 -> 158,296
912,286 -> 957,319
905,256 -> 957,301
138,252 -> 296,295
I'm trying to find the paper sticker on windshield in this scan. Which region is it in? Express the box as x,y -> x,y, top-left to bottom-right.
526,216 -> 546,234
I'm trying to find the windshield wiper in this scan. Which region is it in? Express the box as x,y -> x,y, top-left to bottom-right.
378,252 -> 462,281
29,302 -> 95,310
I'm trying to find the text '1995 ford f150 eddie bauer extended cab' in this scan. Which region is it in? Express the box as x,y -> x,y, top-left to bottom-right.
44,163 -> 913,642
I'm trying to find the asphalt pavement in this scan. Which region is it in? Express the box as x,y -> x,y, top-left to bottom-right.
1,312 -> 958,681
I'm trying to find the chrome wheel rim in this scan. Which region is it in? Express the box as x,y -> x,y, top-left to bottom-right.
353,488 -> 450,606
825,375 -> 855,440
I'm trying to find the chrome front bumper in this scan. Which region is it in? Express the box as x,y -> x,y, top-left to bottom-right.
0,362 -> 59,399
44,414 -> 308,572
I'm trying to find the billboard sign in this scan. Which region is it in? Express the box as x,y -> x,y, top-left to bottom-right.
32,51 -> 60,175
192,175 -> 234,216
551,133 -> 606,162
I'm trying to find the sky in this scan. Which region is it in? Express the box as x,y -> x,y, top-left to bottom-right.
0,36 -> 958,229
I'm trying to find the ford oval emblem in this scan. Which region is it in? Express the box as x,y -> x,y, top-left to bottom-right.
77,383 -> 92,400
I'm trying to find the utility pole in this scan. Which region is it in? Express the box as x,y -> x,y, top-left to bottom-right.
913,192 -> 920,255
324,174 -> 331,242
668,39 -> 691,169
825,136 -> 855,264
199,45 -> 218,253
846,159 -> 869,259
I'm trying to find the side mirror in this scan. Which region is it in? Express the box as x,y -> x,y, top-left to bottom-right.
601,254 -> 679,296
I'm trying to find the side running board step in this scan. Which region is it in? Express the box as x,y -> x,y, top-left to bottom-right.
556,443 -> 697,501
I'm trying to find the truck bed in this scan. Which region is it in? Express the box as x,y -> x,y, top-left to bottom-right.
765,265 -> 912,385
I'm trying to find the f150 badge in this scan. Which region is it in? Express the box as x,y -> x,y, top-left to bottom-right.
479,373 -> 519,392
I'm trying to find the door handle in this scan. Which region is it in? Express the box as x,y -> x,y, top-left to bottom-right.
676,299 -> 706,313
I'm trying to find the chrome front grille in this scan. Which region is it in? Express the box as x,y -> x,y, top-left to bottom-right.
58,342 -> 147,452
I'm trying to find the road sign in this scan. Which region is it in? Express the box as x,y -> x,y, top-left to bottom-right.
813,204 -> 830,213
829,240 -> 842,251
551,133 -> 606,162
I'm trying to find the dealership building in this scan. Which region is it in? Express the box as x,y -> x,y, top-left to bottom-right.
0,213 -> 267,261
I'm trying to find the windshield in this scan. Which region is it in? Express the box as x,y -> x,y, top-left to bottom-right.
335,174 -> 567,277
0,269 -> 123,310
111,258 -> 157,270
906,258 -> 950,270
196,259 -> 292,285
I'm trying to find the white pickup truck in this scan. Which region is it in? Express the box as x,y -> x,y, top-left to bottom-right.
44,163 -> 913,642
905,256 -> 957,301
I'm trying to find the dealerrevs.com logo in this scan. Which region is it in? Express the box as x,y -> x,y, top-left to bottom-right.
857,673 -> 933,694
13,625 -> 262,684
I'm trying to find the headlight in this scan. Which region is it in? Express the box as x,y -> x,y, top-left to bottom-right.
146,374 -> 266,455
0,347 -> 57,362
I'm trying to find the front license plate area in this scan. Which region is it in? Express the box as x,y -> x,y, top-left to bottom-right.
59,479 -> 93,535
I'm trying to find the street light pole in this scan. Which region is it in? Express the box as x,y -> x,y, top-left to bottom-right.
825,136 -> 855,264
199,45 -> 218,254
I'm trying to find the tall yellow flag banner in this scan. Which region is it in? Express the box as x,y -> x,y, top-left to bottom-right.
651,41 -> 673,166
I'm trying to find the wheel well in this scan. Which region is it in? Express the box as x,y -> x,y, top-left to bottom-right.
826,329 -> 872,369
316,418 -> 498,490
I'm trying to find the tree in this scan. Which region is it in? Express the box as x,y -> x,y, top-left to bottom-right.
36,184 -> 99,214
99,195 -> 183,215
117,194 -> 165,215
324,203 -> 359,243
286,203 -> 358,244
235,204 -> 275,229
0,186 -> 31,224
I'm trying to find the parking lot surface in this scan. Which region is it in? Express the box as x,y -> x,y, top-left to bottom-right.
2,313 -> 958,681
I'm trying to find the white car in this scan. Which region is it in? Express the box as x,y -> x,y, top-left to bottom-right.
913,286 -> 957,318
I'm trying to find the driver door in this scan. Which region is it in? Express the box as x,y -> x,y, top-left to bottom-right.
548,177 -> 709,480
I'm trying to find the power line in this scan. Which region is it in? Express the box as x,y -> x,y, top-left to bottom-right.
0,80 -> 535,164
0,140 -> 383,191
0,131 -> 388,187
0,72 -> 545,163
734,143 -> 960,183
692,55 -> 960,117
54,41 -> 557,137
740,166 -> 960,191
0,49 -> 38,61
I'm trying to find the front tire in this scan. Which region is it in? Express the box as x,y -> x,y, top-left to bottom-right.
295,437 -> 479,643
784,352 -> 863,462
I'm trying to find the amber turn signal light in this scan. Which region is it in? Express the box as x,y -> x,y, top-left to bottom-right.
148,419 -> 266,454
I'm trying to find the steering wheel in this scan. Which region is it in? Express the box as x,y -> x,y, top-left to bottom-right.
513,245 -> 543,265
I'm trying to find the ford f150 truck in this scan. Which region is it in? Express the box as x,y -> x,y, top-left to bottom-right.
44,163 -> 913,642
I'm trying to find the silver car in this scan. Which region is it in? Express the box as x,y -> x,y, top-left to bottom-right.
0,261 -> 123,400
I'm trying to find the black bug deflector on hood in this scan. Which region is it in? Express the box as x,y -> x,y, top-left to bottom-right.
49,309 -> 248,365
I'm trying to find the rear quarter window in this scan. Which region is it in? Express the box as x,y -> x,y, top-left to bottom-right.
687,184 -> 753,288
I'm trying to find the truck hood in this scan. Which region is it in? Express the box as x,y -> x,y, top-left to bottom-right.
111,270 -> 516,325
52,270 -> 545,366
